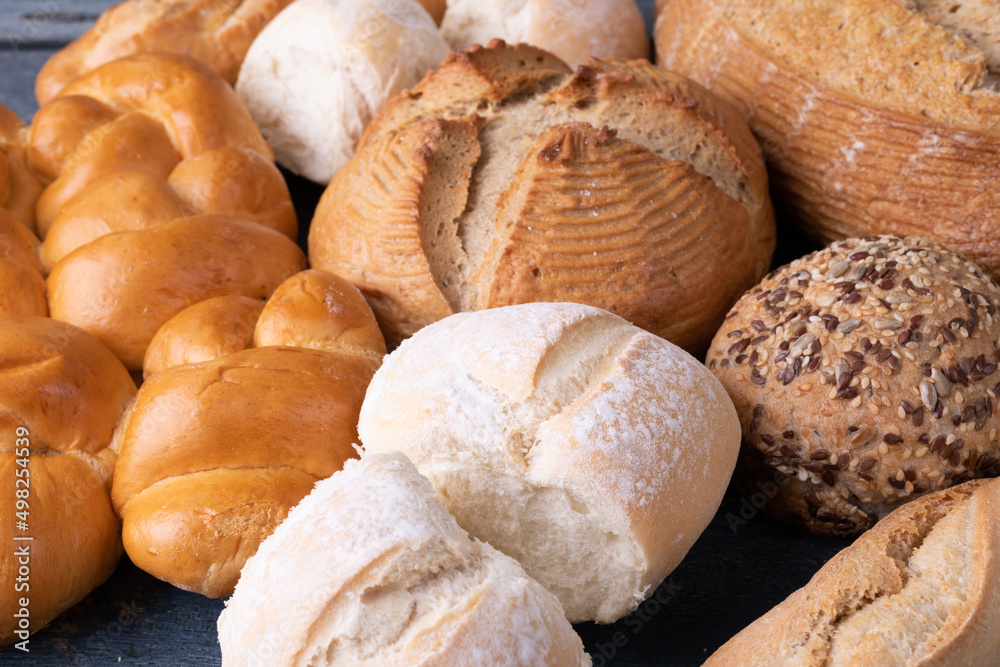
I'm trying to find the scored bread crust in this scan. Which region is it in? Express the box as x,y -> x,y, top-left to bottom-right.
0,316 -> 136,645
654,0 -> 1000,278
705,478 -> 1000,666
217,452 -> 590,667
359,302 -> 740,623
309,41 -> 775,352
34,0 -> 295,104
112,345 -> 381,598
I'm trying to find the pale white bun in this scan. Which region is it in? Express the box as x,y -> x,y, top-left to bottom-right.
440,0 -> 650,67
358,302 -> 741,623
217,452 -> 590,667
235,0 -> 449,183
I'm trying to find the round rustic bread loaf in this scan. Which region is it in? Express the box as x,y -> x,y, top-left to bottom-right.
0,316 -> 136,646
706,478 -> 1000,666
655,0 -> 1000,279
359,302 -> 741,623
310,41 -> 775,352
112,345 -> 381,598
48,215 -> 306,370
0,210 -> 46,317
235,0 -> 449,183
34,0 -> 296,104
144,269 -> 385,377
0,104 -> 42,234
707,236 -> 1000,536
218,452 -> 591,666
441,0 -> 650,66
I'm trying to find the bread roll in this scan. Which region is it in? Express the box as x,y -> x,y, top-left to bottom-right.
28,53 -> 279,235
218,452 -> 591,667
35,0 -> 295,104
0,210 -> 46,317
112,345 -> 381,597
706,478 -> 1000,666
47,215 -> 306,370
359,302 -> 741,623
0,316 -> 136,646
0,104 -> 42,234
655,0 -> 1000,279
441,0 -> 650,66
309,41 -> 775,351
235,0 -> 449,183
144,269 -> 385,377
707,236 -> 1000,536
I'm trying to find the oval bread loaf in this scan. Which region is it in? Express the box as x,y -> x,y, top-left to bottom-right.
309,41 -> 775,352
218,451 -> 591,667
359,302 -> 741,623
655,0 -> 1000,279
705,478 -> 1000,666
0,316 -> 136,646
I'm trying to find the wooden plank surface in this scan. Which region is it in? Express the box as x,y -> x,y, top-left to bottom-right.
0,1 -> 843,665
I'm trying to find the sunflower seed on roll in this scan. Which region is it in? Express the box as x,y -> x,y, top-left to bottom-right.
707,236 -> 1000,536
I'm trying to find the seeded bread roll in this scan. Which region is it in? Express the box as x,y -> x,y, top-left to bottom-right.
0,104 -> 42,234
112,346 -> 381,598
310,41 -> 775,352
34,0 -> 295,104
655,0 -> 1000,279
0,210 -> 46,317
1,316 -> 136,646
707,236 -> 1000,536
218,452 -> 591,666
144,269 -> 385,377
705,478 -> 1000,666
359,302 -> 741,623
441,0 -> 650,67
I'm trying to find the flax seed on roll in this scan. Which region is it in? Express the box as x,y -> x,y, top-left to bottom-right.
359,302 -> 741,623
707,236 -> 1000,536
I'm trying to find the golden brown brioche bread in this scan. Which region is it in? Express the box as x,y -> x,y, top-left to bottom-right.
41,148 -> 296,270
706,478 -> 1000,666
0,316 -> 136,646
309,41 -> 775,352
441,0 -> 650,66
112,345 -> 381,598
0,210 -> 46,317
0,105 -> 43,234
359,303 -> 741,623
47,215 -> 306,370
218,452 -> 591,667
655,0 -> 1000,278
143,269 -> 386,377
28,52 -> 287,237
34,0 -> 295,104
707,236 -> 1000,536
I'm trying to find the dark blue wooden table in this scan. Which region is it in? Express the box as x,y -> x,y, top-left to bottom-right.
0,2 -> 842,664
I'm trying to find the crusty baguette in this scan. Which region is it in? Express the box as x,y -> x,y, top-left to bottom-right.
706,477 -> 1000,666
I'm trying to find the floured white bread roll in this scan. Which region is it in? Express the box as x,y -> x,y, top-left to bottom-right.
235,0 -> 449,183
359,302 -> 741,623
441,0 -> 650,66
218,452 -> 591,667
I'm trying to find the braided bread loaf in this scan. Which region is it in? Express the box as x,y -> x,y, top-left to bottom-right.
112,270 -> 384,597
